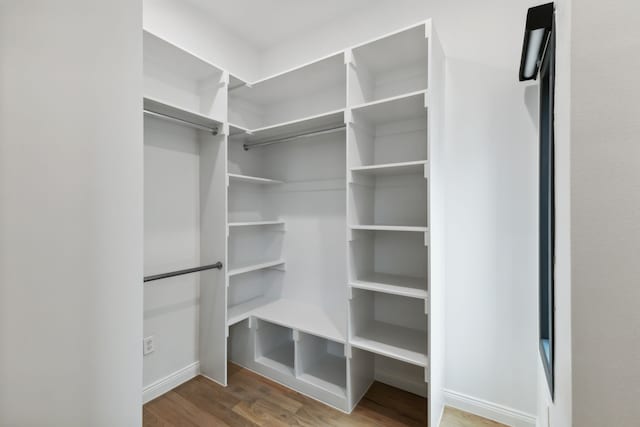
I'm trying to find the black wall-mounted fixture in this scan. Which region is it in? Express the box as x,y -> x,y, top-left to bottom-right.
519,3 -> 554,81
520,2 -> 556,400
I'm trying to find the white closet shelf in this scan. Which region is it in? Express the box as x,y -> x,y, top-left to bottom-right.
298,354 -> 347,398
257,341 -> 295,375
350,91 -> 427,125
350,225 -> 428,233
229,123 -> 250,136
227,259 -> 285,277
350,272 -> 428,299
228,173 -> 284,185
144,97 -> 223,132
143,30 -> 223,82
228,297 -> 273,326
229,74 -> 247,91
245,109 -> 345,143
351,24 -> 428,76
351,321 -> 428,367
350,160 -> 428,177
233,299 -> 345,343
232,53 -> 345,105
228,220 -> 285,228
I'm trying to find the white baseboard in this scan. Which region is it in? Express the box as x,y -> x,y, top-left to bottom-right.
443,389 -> 536,427
143,361 -> 200,404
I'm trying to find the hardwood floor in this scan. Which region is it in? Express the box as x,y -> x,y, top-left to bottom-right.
143,364 -> 505,427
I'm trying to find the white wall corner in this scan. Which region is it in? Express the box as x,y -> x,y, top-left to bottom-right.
444,389 -> 536,427
143,362 -> 200,404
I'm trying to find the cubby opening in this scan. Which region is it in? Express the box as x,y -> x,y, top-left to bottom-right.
349,25 -> 428,106
374,353 -> 428,398
349,91 -> 427,168
349,172 -> 427,228
349,229 -> 428,298
296,333 -> 347,397
255,320 -> 295,375
143,31 -> 226,120
350,288 -> 428,367
229,54 -> 346,130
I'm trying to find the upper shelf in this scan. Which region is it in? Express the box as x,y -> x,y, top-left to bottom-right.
351,91 -> 427,126
143,97 -> 222,134
234,110 -> 346,151
232,53 -> 345,105
351,24 -> 429,77
348,23 -> 429,105
143,30 -> 223,84
229,54 -> 346,130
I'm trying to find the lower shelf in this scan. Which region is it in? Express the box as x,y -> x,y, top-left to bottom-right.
351,320 -> 428,367
228,296 -> 272,326
228,298 -> 345,343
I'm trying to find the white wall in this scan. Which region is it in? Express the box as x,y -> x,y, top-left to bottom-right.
259,1 -> 429,77
444,59 -> 538,422
143,118 -> 201,390
569,1 -> 640,425
143,0 -> 261,81
0,1 -> 143,426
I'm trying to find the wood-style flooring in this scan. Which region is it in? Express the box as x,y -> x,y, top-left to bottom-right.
143,363 -> 506,427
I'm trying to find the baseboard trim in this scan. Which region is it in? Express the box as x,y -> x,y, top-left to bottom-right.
143,361 -> 200,404
443,389 -> 536,427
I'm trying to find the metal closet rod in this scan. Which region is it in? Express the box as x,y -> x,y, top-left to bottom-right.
143,262 -> 223,283
143,110 -> 219,135
243,124 -> 346,151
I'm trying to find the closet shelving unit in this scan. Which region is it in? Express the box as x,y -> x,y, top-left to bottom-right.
144,20 -> 444,425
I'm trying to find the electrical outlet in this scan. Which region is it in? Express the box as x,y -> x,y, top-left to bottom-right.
143,336 -> 155,356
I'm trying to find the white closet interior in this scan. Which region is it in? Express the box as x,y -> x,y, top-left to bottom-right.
143,20 -> 444,424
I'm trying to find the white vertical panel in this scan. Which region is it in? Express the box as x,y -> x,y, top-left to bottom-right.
427,20 -> 446,427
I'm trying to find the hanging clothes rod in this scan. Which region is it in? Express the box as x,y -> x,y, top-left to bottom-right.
243,124 -> 346,151
143,110 -> 219,135
143,262 -> 223,283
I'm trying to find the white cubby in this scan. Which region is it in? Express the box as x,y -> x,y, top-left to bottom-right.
348,92 -> 428,168
349,348 -> 428,400
349,168 -> 427,228
143,30 -> 226,120
349,229 -> 428,291
350,289 -> 428,367
296,333 -> 347,398
349,24 -> 428,105
229,54 -> 346,130
255,320 -> 295,375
